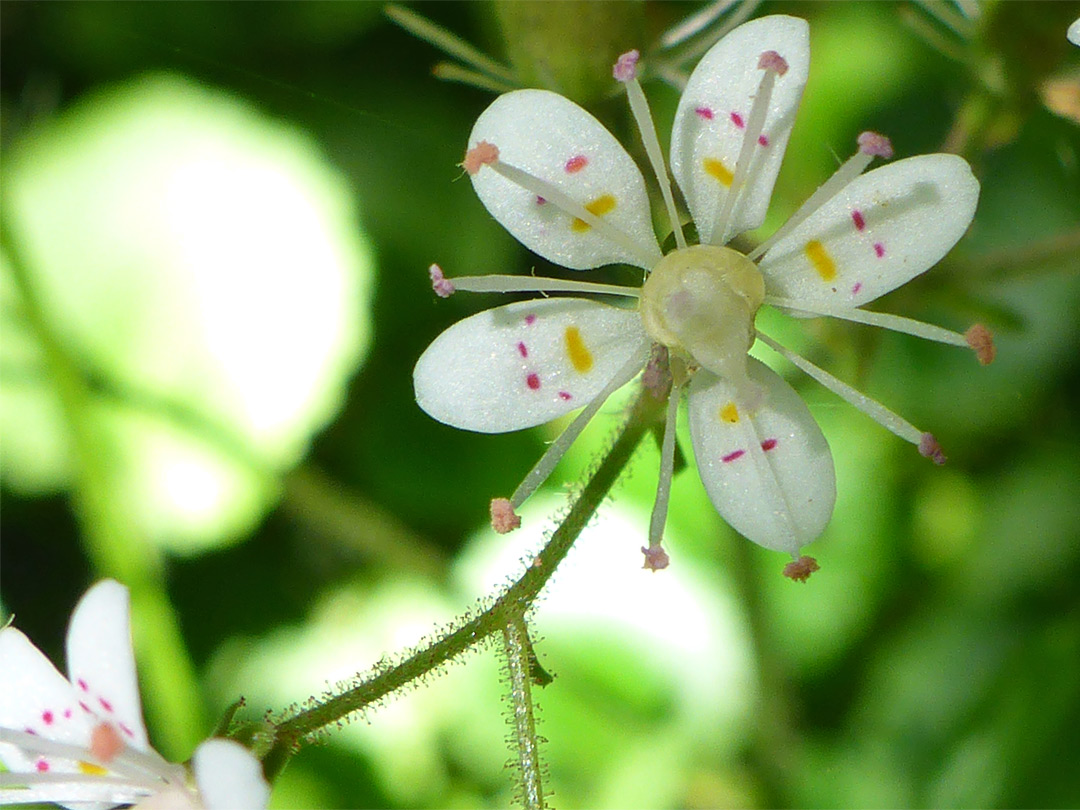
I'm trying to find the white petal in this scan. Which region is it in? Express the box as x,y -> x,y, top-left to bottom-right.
469,89 -> 660,270
757,154 -> 979,307
670,15 -> 809,245
192,739 -> 269,810
0,628 -> 93,773
688,358 -> 835,553
1068,17 -> 1080,46
0,779 -> 151,807
65,580 -> 150,753
414,298 -> 649,433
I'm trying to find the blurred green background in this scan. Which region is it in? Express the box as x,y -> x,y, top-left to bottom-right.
2,2 -> 1079,808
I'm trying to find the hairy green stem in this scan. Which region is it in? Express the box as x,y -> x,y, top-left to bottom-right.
502,610 -> 546,810
0,208 -> 205,756
264,383 -> 665,779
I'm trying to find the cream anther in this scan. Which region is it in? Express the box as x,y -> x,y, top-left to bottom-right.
857,131 -> 894,159
758,50 -> 789,75
462,141 -> 499,175
613,50 -> 640,82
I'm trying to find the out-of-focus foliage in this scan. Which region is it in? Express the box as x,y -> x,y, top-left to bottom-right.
2,2 -> 1079,809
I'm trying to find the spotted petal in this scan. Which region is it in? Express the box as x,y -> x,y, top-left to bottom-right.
688,358 -> 835,553
757,154 -> 978,308
469,89 -> 661,271
671,15 -> 809,246
414,298 -> 649,433
65,580 -> 150,753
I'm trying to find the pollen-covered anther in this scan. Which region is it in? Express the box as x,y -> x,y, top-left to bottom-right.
89,722 -> 124,764
462,140 -> 499,176
490,497 -> 521,534
965,323 -> 996,365
429,263 -> 455,298
758,50 -> 788,75
641,544 -> 670,571
857,131 -> 894,159
782,556 -> 819,582
613,49 -> 640,82
918,432 -> 947,466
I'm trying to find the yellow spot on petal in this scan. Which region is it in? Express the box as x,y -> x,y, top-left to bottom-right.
719,401 -> 739,423
78,761 -> 109,776
805,239 -> 836,281
703,157 -> 733,187
564,326 -> 593,373
571,194 -> 617,232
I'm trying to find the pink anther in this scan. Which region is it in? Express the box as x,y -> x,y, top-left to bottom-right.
857,131 -> 894,159
641,544 -> 670,571
758,50 -> 789,75
613,49 -> 640,82
490,498 -> 521,534
462,140 -> 499,175
918,433 -> 947,465
429,263 -> 455,298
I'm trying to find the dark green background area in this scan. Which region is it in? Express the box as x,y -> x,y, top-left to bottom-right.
2,2 -> 1079,808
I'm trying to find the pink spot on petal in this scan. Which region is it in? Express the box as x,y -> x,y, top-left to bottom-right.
42,711 -> 54,725
722,449 -> 745,463
761,438 -> 778,451
536,195 -> 546,205
25,727 -> 36,735
36,758 -> 49,773
526,373 -> 541,390
517,341 -> 528,358
64,709 -> 73,719
564,155 -> 588,174
558,391 -> 572,401
524,314 -> 536,326
852,281 -> 863,295
78,679 -> 88,692
758,134 -> 769,147
874,243 -> 885,258
79,702 -> 91,713
695,106 -> 714,120
98,697 -> 113,713
852,210 -> 865,231
120,722 -> 135,738
730,111 -> 744,128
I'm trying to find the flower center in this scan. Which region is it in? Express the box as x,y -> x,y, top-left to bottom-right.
640,245 -> 764,391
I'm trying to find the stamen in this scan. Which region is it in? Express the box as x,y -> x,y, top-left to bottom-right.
918,433 -> 947,465
614,50 -> 687,250
756,331 -> 937,455
659,0 -> 735,49
645,379 -> 683,569
429,263 -> 455,297
508,350 -> 648,510
466,142 -> 663,269
446,273 -> 640,297
782,555 -> 820,582
964,323 -> 996,365
748,132 -> 894,261
764,295 -> 971,347
490,498 -> 521,534
709,51 -> 788,246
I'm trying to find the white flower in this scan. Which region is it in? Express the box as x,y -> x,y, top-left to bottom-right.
414,16 -> 990,570
0,580 -> 270,809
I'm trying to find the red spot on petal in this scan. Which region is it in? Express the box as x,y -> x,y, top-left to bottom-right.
42,711 -> 54,725
524,314 -> 536,326
852,281 -> 863,295
78,679 -> 88,692
761,438 -> 778,451
536,195 -> 546,205
98,697 -> 113,713
874,243 -> 885,258
758,134 -> 769,147
517,341 -> 528,358
730,111 -> 744,128
695,106 -> 714,120
852,210 -> 865,231
526,373 -> 541,390
564,155 -> 588,173
558,391 -> 572,401
36,758 -> 49,773
722,449 -> 745,463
